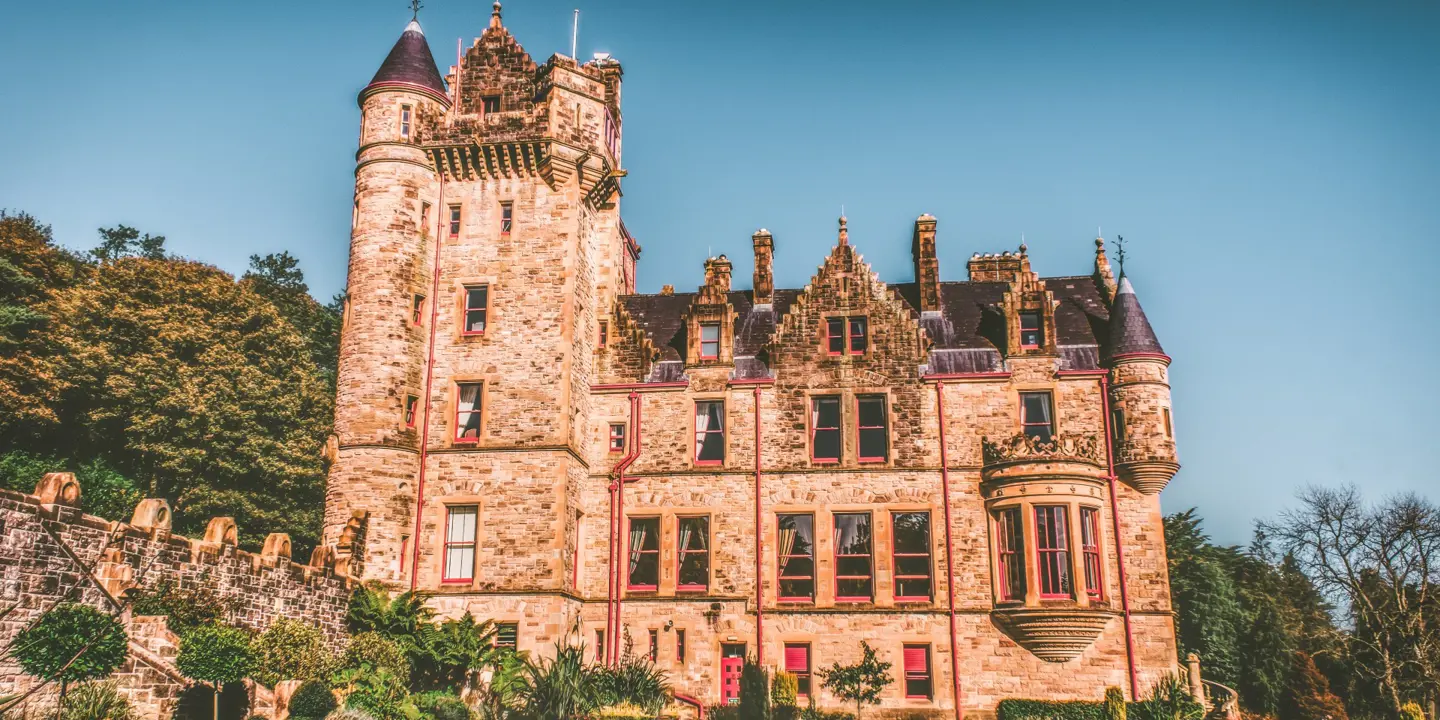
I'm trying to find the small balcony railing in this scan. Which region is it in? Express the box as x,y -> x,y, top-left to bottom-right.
981,432 -> 1104,468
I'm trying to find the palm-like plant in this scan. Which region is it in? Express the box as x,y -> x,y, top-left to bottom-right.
518,642 -> 596,720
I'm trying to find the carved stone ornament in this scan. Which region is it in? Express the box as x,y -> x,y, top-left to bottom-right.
982,432 -> 1103,467
991,607 -> 1115,662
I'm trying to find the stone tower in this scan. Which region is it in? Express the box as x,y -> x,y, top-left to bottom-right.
324,3 -> 631,600
1103,274 -> 1180,494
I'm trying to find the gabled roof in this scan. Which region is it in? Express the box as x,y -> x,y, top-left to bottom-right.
362,20 -> 449,104
1102,276 -> 1166,360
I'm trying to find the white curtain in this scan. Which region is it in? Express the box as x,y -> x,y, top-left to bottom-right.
628,524 -> 647,576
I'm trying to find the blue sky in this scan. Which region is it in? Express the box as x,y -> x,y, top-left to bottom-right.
2,0 -> 1436,544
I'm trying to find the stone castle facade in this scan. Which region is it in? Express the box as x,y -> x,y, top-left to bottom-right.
324,5 -> 1183,715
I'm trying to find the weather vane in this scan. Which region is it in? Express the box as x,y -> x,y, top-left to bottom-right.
1113,234 -> 1128,275
410,0 -> 423,19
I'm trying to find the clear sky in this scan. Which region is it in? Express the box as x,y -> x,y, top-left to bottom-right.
2,0 -> 1436,545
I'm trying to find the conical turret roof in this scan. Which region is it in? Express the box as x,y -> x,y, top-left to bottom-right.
362,19 -> 449,105
1103,276 -> 1166,360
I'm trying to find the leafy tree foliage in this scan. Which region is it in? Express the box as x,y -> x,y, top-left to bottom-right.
818,642 -> 892,719
11,603 -> 128,691
250,618 -> 335,687
342,632 -> 412,687
92,225 -> 166,262
287,680 -> 338,720
128,580 -> 240,635
241,252 -> 342,391
0,450 -> 140,521
176,624 -> 255,720
1281,652 -> 1349,720
1164,510 -> 1243,686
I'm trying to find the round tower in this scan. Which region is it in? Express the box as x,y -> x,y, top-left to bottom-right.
1104,275 -> 1179,494
323,17 -> 449,581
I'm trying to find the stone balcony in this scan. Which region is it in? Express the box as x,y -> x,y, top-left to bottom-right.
991,607 -> 1117,662
980,432 -> 1107,486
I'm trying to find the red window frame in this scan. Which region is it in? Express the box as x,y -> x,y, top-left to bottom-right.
448,205 -> 461,238
420,201 -> 431,236
824,316 -> 868,355
698,322 -> 720,360
500,202 -> 513,235
608,423 -> 626,454
598,320 -> 609,348
903,644 -> 933,699
676,515 -> 710,592
892,511 -> 932,602
833,512 -> 873,602
404,395 -> 418,429
694,400 -> 725,465
784,643 -> 811,698
462,284 -> 488,336
1019,310 -> 1042,348
442,505 -> 477,583
495,622 -> 518,648
1020,392 -> 1054,442
399,534 -> 409,574
996,507 -> 1026,601
826,317 -> 845,355
400,104 -> 412,139
626,516 -> 661,591
1035,505 -> 1073,599
1081,507 -> 1103,599
856,395 -> 889,463
454,383 -> 482,443
595,629 -> 606,662
412,294 -> 426,326
810,396 -> 841,463
776,513 -> 815,602
676,628 -> 686,664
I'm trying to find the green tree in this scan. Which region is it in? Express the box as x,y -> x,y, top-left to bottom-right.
0,450 -> 141,521
251,618 -> 334,687
1164,509 -> 1243,686
1281,652 -> 1348,720
738,659 -> 770,720
286,680 -> 338,720
176,624 -> 255,720
91,225 -> 166,262
1239,600 -> 1293,717
11,603 -> 128,702
341,632 -> 412,687
128,580 -> 238,634
818,641 -> 892,719
240,252 -> 341,391
0,212 -> 86,430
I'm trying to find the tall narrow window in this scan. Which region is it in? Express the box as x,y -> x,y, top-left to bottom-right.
1020,392 -> 1054,442
784,643 -> 811,698
462,285 -> 488,335
598,320 -> 609,348
404,395 -> 418,429
648,629 -> 659,662
903,645 -> 933,699
495,623 -> 518,648
694,401 -> 725,464
1081,507 -> 1103,599
455,383 -> 482,442
676,629 -> 686,664
996,508 -> 1026,601
810,397 -> 841,463
482,95 -> 501,114
1163,407 -> 1173,438
448,205 -> 462,238
1035,505 -> 1073,598
833,512 -> 873,601
826,318 -> 845,355
698,322 -> 720,360
776,514 -> 815,601
595,630 -> 606,663
892,512 -> 932,601
608,423 -> 626,454
500,202 -> 513,234
1110,408 -> 1125,445
399,104 -> 413,139
399,535 -> 409,574
443,506 -> 477,582
857,395 -> 889,462
848,317 -> 869,354
420,201 -> 431,236
677,516 -> 710,591
626,517 -> 660,590
412,294 -> 426,325
1019,310 -> 1042,348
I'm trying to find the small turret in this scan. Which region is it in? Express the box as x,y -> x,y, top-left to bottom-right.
360,19 -> 449,107
1105,275 -> 1179,494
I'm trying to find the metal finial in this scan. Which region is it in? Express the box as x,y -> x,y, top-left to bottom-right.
1113,234 -> 1128,275
410,0 -> 423,19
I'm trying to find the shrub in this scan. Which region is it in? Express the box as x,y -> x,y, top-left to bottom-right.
60,680 -> 134,720
252,619 -> 334,687
129,581 -> 239,634
593,703 -> 651,719
772,672 -> 799,709
997,699 -> 1107,720
1105,687 -> 1127,720
289,681 -> 339,720
412,692 -> 469,720
341,633 -> 411,687
325,710 -> 379,720
1278,653 -> 1345,720
1399,703 -> 1426,720
13,603 -> 128,692
797,710 -> 855,720
589,656 -> 669,715
738,660 -> 771,720
818,642 -> 891,719
339,669 -> 415,720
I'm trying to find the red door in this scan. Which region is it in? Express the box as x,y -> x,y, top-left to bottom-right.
721,644 -> 746,705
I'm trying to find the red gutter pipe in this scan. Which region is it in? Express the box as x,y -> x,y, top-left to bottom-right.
1100,374 -> 1141,699
753,385 -> 765,666
933,382 -> 964,720
607,392 -> 641,665
410,171 -> 447,591
674,694 -> 705,719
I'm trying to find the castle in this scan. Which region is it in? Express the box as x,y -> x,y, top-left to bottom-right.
324,4 -> 1183,715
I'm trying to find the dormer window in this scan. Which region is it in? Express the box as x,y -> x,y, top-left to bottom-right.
400,104 -> 413,139
1019,311 -> 1042,348
1020,392 -> 1054,443
698,322 -> 720,360
482,95 -> 501,114
825,316 -> 868,356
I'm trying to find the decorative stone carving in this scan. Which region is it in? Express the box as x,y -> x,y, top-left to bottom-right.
991,607 -> 1115,662
130,499 -> 173,532
982,433 -> 1103,467
262,533 -> 292,561
35,472 -> 81,507
204,517 -> 238,546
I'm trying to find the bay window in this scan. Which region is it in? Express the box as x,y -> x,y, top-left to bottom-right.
892,512 -> 932,601
996,507 -> 1026,601
777,514 -> 815,601
833,512 -> 873,601
1081,507 -> 1103,599
1034,505 -> 1072,598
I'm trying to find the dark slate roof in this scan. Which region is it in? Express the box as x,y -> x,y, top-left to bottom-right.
365,20 -> 448,100
1102,276 -> 1165,359
618,275 -> 1117,381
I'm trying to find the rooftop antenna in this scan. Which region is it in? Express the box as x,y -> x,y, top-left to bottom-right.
1113,234 -> 1128,275
571,9 -> 580,59
410,0 -> 422,20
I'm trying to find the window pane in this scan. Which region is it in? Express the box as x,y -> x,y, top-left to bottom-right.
679,517 -> 708,551
812,429 -> 840,460
1022,393 -> 1051,423
679,553 -> 708,587
447,506 -> 477,542
628,518 -> 659,588
696,402 -> 725,461
857,428 -> 886,461
857,397 -> 885,427
701,323 -> 720,341
896,575 -> 932,599
848,317 -> 868,353
826,318 -> 844,353
780,578 -> 814,599
893,512 -> 930,554
777,514 -> 814,600
834,514 -> 870,554
837,578 -> 872,598
445,545 -> 474,580
814,397 -> 840,428
465,286 -> 488,333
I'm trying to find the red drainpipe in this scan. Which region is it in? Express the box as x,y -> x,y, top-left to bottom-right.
1100,374 -> 1141,699
612,394 -> 643,665
674,693 -> 705,719
410,166 -> 446,591
932,381 -> 964,720
607,392 -> 640,665
753,385 -> 765,666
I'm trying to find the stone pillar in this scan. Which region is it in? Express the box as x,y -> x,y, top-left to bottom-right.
751,230 -> 773,306
1187,652 -> 1204,703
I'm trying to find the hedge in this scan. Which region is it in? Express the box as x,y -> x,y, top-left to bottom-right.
998,698 -> 1202,720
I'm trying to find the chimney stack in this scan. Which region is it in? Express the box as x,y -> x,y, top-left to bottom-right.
752,229 -> 774,306
913,214 -> 941,314
703,255 -> 733,294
